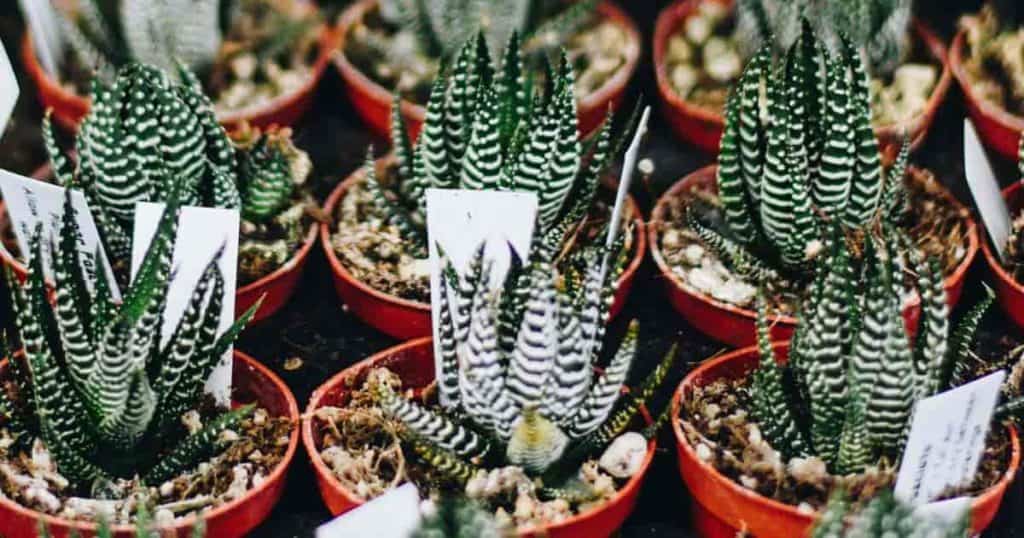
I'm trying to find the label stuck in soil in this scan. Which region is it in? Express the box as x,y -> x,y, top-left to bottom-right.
0,170 -> 119,299
17,0 -> 62,76
426,188 -> 537,406
604,105 -> 650,278
131,203 -> 240,406
963,120 -> 1012,262
0,40 -> 18,133
315,483 -> 421,537
894,370 -> 1005,505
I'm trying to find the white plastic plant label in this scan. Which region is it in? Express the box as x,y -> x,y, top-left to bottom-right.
963,120 -> 1013,262
0,170 -> 119,299
894,370 -> 1006,505
605,106 -> 651,257
131,203 -> 240,406
0,40 -> 19,133
18,0 -> 62,76
426,188 -> 538,404
315,483 -> 421,538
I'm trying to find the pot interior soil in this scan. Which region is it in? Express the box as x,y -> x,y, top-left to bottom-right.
656,167 -> 970,315
342,4 -> 632,106
1002,210 -> 1024,286
330,164 -> 636,303
958,7 -> 1024,117
662,3 -> 941,128
312,368 -> 632,531
0,388 -> 291,526
678,372 -> 1012,513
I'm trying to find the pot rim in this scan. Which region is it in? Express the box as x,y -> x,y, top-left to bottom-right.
330,0 -> 642,128
670,341 -> 1023,527
301,336 -> 657,535
653,0 -> 953,146
320,154 -> 648,317
0,349 -> 300,535
648,163 -> 979,328
949,29 -> 1024,135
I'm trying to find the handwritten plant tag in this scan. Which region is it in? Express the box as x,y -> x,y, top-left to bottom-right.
18,0 -> 62,76
0,41 -> 19,133
894,370 -> 1006,505
426,189 -> 538,404
0,170 -> 119,298
963,120 -> 1013,262
131,203 -> 240,405
315,483 -> 421,538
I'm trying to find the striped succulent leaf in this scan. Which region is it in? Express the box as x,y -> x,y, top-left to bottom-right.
842,39 -> 884,228
944,289 -> 995,390
372,381 -> 490,460
507,265 -> 558,408
912,256 -> 949,399
567,320 -> 637,438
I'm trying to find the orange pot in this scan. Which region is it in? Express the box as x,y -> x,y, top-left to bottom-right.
320,156 -> 647,340
332,0 -> 641,142
21,4 -> 340,132
653,0 -> 953,157
950,28 -> 1024,161
0,350 -> 299,538
671,343 -> 1021,537
981,181 -> 1024,329
649,165 -> 978,347
303,337 -> 656,537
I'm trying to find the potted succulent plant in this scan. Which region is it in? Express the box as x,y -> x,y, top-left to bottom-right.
649,28 -> 977,347
951,1 -> 1024,160
671,235 -> 1022,538
303,238 -> 676,536
334,0 -> 641,139
23,0 -> 339,131
0,62 -> 320,323
322,35 -> 645,340
0,191 -> 299,538
981,135 -> 1024,330
654,0 -> 953,154
811,490 -> 970,537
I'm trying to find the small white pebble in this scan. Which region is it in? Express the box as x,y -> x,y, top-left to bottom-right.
696,443 -> 713,462
638,158 -> 655,175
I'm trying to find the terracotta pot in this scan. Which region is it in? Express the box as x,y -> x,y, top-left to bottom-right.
0,163 -> 316,322
320,157 -> 647,340
654,0 -> 953,156
332,0 -> 642,141
303,337 -> 655,537
950,29 -> 1024,161
981,181 -> 1024,329
21,4 -> 340,132
671,342 -> 1021,537
649,165 -> 979,347
0,350 -> 300,538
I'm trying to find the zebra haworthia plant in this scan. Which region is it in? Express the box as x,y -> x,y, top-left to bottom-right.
696,22 -> 910,285
1,187 -> 260,494
42,62 -> 308,269
370,242 -> 676,495
811,489 -> 969,538
368,33 -> 638,261
749,229 -> 1023,476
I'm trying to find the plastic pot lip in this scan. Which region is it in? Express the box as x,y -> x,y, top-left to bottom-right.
981,182 -> 1024,297
21,0 -> 338,130
648,164 -> 979,328
320,154 -> 648,318
653,0 -> 951,148
331,0 -> 642,131
301,336 -> 657,535
670,342 -> 1023,527
0,349 -> 300,535
950,29 -> 1024,137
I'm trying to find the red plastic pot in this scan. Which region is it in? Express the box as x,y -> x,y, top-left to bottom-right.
649,165 -> 979,347
0,350 -> 300,538
654,0 -> 953,157
332,0 -> 641,142
22,4 -> 340,132
303,337 -> 656,537
320,157 -> 647,340
671,342 -> 1021,538
981,181 -> 1024,329
950,29 -> 1024,161
0,164 -> 316,322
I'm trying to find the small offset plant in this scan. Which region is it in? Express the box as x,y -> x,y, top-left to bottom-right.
2,188 -> 258,497
42,62 -> 312,284
412,495 -> 511,538
811,490 -> 969,538
370,242 -> 676,507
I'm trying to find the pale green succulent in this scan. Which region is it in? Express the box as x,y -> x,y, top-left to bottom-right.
811,490 -> 969,538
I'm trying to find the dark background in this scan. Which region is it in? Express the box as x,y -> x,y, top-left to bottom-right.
0,0 -> 1021,536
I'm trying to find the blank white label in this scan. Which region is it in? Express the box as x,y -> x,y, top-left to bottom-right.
963,120 -> 1013,262
315,483 -> 421,538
